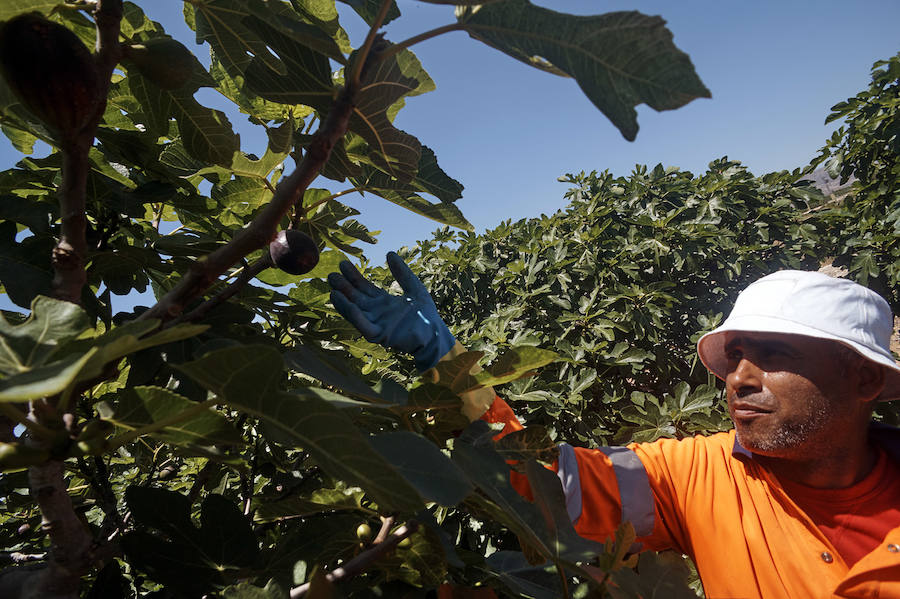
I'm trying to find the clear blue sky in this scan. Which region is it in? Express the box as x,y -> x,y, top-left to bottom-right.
2,1 -> 899,311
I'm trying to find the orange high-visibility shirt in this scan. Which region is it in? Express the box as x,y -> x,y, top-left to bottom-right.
481,397 -> 900,598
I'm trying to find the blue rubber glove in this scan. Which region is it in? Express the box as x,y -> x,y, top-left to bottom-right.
327,252 -> 455,372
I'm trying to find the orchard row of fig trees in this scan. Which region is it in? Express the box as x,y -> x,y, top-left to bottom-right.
0,0 -> 896,596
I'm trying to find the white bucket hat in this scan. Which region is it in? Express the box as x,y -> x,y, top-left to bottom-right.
697,270 -> 900,401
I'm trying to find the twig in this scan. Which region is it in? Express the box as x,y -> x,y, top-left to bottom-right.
307,186 -> 369,215
372,516 -> 394,544
0,552 -> 46,564
165,224 -> 186,236
140,86 -> 357,323
290,521 -> 419,598
173,255 -> 273,326
376,23 -> 466,63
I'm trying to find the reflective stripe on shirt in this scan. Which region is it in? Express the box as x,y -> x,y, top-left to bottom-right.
557,443 -> 583,523
557,443 -> 655,536
547,443 -> 658,538
599,446 -> 656,536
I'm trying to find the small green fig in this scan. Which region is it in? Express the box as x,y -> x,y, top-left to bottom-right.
356,523 -> 373,542
0,13 -> 101,137
124,37 -> 194,90
77,418 -> 113,442
269,230 -> 320,275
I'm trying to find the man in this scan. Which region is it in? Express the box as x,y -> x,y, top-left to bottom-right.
328,253 -> 900,598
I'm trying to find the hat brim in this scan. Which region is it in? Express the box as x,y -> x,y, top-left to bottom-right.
697,315 -> 900,402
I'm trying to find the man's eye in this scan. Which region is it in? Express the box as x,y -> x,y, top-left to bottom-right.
725,350 -> 742,361
760,345 -> 788,358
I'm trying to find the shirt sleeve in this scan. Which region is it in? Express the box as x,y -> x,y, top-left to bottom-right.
480,395 -> 693,553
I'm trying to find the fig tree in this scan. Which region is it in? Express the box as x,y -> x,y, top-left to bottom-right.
124,37 -> 194,90
269,230 -> 320,275
0,12 -> 100,138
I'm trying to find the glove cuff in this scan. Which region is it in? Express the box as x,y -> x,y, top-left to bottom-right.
413,325 -> 456,372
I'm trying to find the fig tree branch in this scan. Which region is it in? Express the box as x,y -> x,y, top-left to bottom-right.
290,520 -> 419,598
21,458 -> 97,598
175,255 -> 273,326
140,87 -> 357,322
10,4 -> 126,598
51,0 -> 123,305
372,515 -> 394,544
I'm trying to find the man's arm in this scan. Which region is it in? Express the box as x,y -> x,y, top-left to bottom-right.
327,253 -> 684,552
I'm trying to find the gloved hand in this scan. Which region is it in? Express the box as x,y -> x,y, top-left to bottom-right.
328,251 -> 455,372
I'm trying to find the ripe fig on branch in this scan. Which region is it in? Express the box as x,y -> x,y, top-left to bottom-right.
0,12 -> 100,139
123,37 -> 194,90
269,230 -> 320,275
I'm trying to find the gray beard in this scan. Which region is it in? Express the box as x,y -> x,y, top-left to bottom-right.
737,400 -> 832,453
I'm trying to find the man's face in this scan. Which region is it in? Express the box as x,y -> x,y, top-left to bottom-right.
723,332 -> 859,457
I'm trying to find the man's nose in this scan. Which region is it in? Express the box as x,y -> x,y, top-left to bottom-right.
726,357 -> 762,395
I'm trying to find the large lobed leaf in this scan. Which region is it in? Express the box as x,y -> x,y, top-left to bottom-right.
123,487 -> 259,596
97,385 -> 243,447
0,295 -> 90,375
457,1 -> 710,140
337,0 -> 400,26
175,344 -> 426,512
346,44 -> 433,181
0,1 -> 63,20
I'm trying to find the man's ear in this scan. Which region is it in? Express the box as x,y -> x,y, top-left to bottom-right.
856,359 -> 886,402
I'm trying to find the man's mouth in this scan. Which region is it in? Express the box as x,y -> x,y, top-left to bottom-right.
731,402 -> 774,419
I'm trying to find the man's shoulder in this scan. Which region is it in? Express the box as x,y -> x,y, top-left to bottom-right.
630,429 -> 738,462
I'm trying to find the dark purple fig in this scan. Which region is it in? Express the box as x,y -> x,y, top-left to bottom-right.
0,13 -> 100,137
124,37 -> 194,90
269,229 -> 319,275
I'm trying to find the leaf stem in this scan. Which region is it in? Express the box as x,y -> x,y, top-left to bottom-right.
293,186 -> 369,228
377,23 -> 466,63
